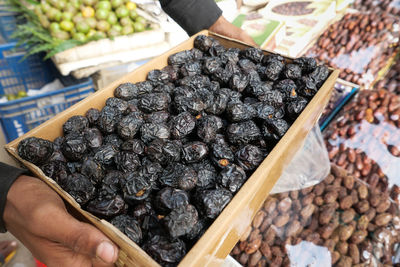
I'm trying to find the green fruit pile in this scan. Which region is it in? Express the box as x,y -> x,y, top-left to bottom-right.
4,91 -> 28,101
35,0 -> 148,41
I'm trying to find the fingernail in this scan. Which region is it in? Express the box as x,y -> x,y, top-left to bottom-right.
96,241 -> 116,263
10,241 -> 17,247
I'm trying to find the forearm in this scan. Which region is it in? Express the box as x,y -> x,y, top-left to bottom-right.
159,0 -> 222,36
0,163 -> 28,233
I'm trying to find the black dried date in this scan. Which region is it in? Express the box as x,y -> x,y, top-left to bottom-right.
61,133 -> 87,162
235,145 -> 264,171
218,164 -> 246,193
86,195 -> 126,218
18,137 -> 54,165
155,187 -> 190,214
227,120 -> 261,145
164,204 -> 199,238
63,173 -> 95,205
123,172 -> 153,203
144,235 -> 186,264
170,112 -> 196,139
195,189 -> 233,219
182,141 -> 209,163
111,215 -> 143,244
63,115 -> 89,135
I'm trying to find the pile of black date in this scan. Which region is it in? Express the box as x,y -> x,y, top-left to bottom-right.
17,35 -> 329,266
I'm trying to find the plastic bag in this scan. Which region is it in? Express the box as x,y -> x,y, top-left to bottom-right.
230,164 -> 400,266
271,125 -> 330,194
375,57 -> 400,95
306,12 -> 399,88
353,0 -> 400,17
324,89 -> 400,205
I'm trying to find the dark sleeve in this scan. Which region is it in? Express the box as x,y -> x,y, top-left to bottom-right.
159,0 -> 223,36
0,163 -> 28,233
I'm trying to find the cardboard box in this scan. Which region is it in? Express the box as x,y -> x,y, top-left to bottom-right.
5,31 -> 339,267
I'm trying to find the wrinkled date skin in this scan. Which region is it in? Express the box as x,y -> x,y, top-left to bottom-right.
18,35 -> 328,266
18,137 -> 54,165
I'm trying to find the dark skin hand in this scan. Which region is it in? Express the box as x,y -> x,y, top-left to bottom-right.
209,16 -> 258,47
4,175 -> 119,267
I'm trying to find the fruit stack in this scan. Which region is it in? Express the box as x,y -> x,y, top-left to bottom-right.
34,0 -> 149,41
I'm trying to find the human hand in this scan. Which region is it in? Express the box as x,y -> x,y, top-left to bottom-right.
4,175 -> 119,267
209,16 -> 258,47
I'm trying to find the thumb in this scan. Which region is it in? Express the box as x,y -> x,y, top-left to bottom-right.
62,219 -> 119,264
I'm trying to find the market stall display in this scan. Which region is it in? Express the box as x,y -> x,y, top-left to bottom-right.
375,57 -> 400,95
256,0 -> 337,58
352,0 -> 400,17
306,12 -> 399,88
324,89 -> 400,206
4,0 -> 168,78
230,164 -> 400,266
5,0 -> 400,265
5,32 -> 338,266
10,0 -> 151,55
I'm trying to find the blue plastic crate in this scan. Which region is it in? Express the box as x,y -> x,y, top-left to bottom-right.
0,13 -> 18,42
0,42 -> 54,96
0,79 -> 95,142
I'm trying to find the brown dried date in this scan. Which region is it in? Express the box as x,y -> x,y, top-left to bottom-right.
273,214 -> 290,227
340,196 -> 353,210
339,224 -> 354,241
252,210 -> 266,229
374,213 -> 392,226
355,200 -> 370,214
278,197 -> 292,213
376,199 -> 391,213
263,198 -> 277,214
350,230 -> 368,244
324,191 -> 338,203
336,241 -> 348,255
245,238 -> 261,255
341,209 -> 356,224
285,220 -> 302,237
